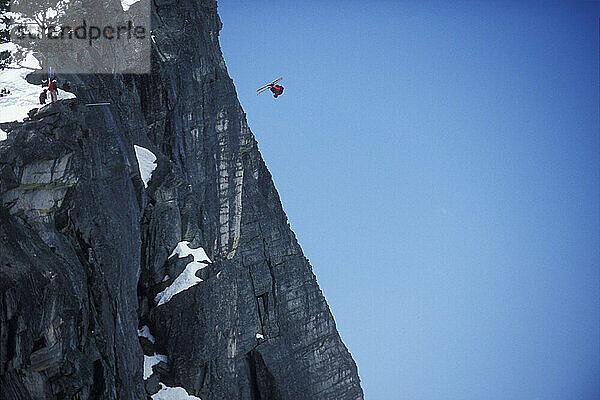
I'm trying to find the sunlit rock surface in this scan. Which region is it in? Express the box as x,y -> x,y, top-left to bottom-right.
0,1 -> 363,399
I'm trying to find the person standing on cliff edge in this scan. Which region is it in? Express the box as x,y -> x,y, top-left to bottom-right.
48,79 -> 58,102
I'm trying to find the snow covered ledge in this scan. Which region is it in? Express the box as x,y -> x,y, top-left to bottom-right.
0,44 -> 76,141
133,145 -> 158,188
152,384 -> 202,400
155,241 -> 212,306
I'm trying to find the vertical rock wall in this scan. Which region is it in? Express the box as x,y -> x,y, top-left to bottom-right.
0,1 -> 363,399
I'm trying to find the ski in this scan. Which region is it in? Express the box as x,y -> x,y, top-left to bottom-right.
256,77 -> 281,92
85,102 -> 111,106
257,83 -> 279,95
256,77 -> 282,94
257,86 -> 272,95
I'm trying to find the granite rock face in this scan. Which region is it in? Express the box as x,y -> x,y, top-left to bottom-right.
0,1 -> 363,399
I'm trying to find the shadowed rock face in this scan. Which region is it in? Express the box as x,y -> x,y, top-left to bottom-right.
0,1 -> 363,399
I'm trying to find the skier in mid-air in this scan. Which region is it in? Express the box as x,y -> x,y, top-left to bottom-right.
257,78 -> 284,98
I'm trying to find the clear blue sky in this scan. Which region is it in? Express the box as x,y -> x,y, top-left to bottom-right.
217,1 -> 599,399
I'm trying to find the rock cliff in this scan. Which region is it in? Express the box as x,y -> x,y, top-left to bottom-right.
0,1 -> 363,399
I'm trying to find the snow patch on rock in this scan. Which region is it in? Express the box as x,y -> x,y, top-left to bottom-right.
168,241 -> 210,261
144,353 -> 167,380
121,0 -> 140,12
155,241 -> 211,306
138,325 -> 155,344
152,384 -> 202,400
134,145 -> 157,188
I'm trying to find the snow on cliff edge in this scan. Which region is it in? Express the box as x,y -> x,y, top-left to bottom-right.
0,44 -> 76,141
154,241 -> 211,306
133,145 -> 158,188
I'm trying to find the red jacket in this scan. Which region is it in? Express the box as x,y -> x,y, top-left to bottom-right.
270,85 -> 283,95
